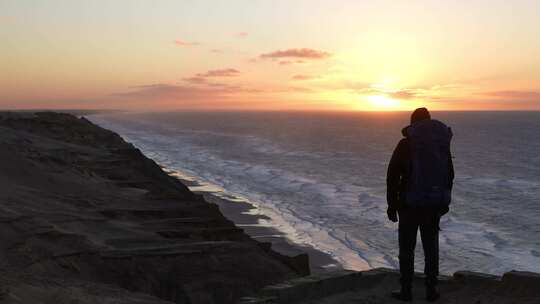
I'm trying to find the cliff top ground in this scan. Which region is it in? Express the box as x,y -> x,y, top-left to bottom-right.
241,268 -> 540,304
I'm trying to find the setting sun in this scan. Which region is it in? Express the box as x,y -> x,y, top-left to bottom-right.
367,95 -> 400,110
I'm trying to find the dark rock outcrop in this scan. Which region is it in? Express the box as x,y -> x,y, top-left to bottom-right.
0,112 -> 303,303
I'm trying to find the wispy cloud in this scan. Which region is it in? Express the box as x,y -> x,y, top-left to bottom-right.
259,48 -> 331,60
182,76 -> 208,84
482,90 -> 540,100
196,68 -> 240,77
234,32 -> 249,38
387,90 -> 419,100
372,84 -> 469,101
182,68 -> 240,85
113,84 -> 223,100
112,82 -> 258,102
303,79 -> 463,101
360,87 -> 445,100
292,74 -> 317,81
174,40 -> 200,47
277,60 -> 306,66
107,82 -> 269,110
287,86 -> 315,93
0,16 -> 16,23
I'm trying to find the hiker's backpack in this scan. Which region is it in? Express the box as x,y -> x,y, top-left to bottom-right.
405,119 -> 453,208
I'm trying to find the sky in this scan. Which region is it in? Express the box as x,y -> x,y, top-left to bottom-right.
1,0 -> 540,111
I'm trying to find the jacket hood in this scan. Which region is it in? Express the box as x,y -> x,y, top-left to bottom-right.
402,119 -> 453,142
401,126 -> 409,137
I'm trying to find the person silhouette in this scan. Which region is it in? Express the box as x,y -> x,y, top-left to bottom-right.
386,108 -> 454,302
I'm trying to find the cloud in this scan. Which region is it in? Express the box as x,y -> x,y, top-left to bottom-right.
1,16 -> 16,23
179,68 -> 241,91
174,40 -> 200,47
387,90 -> 418,100
288,86 -> 315,93
292,74 -> 317,81
108,83 -> 266,110
259,48 -> 331,60
337,83 -> 467,101
482,90 -> 540,100
311,80 -> 371,92
196,68 -> 240,78
112,83 -> 257,102
277,60 -> 305,66
235,32 -> 249,38
362,87 -> 440,100
182,76 -> 208,84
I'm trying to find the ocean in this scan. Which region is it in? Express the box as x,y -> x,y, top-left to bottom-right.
90,111 -> 540,275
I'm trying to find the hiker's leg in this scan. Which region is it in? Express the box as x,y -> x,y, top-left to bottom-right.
398,210 -> 418,289
420,211 -> 440,288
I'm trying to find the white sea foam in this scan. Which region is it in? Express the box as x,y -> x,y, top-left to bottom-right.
90,111 -> 540,275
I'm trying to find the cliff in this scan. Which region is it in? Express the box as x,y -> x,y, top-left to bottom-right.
0,112 -> 303,304
241,268 -> 540,303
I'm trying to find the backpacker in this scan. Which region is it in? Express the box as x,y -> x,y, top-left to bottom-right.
405,119 -> 453,208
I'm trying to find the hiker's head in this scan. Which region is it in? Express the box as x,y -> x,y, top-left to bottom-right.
410,107 -> 431,124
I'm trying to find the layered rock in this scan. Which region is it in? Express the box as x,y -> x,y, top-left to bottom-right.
0,112 -> 301,304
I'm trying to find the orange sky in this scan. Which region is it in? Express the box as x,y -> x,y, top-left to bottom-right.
1,0 -> 540,111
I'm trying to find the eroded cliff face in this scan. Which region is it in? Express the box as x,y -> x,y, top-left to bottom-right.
0,112 -> 298,304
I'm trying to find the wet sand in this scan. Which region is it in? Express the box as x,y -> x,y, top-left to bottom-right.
162,168 -> 343,274
202,192 -> 342,274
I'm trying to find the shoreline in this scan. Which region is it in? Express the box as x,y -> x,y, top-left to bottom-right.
86,112 -> 540,277
162,168 -> 343,274
87,112 -> 344,274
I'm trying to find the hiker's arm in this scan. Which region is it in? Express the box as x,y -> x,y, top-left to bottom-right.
387,139 -> 406,211
439,150 -> 455,217
448,151 -> 454,190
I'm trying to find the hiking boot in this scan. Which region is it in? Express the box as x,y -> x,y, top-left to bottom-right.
391,288 -> 412,301
426,286 -> 440,302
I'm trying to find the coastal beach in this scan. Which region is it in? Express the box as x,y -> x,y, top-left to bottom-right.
0,111 -> 537,304
90,111 -> 540,276
167,169 -> 342,274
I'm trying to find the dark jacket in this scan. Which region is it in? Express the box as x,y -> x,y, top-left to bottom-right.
386,126 -> 454,213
